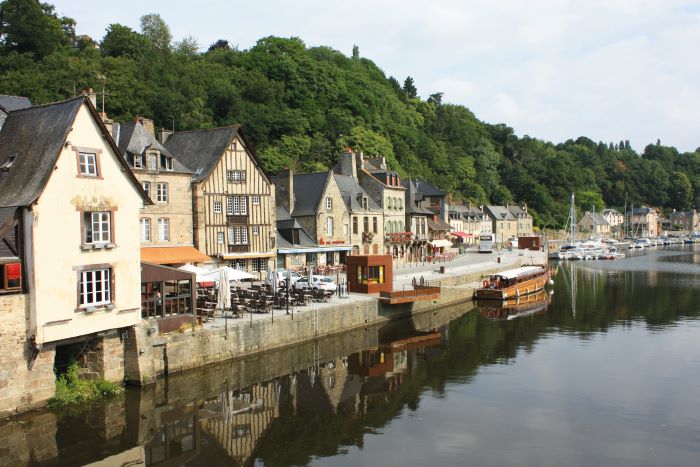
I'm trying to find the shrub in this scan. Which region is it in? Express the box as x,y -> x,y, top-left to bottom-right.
48,361 -> 123,408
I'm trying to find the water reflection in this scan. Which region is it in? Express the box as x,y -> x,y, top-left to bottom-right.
2,248 -> 699,466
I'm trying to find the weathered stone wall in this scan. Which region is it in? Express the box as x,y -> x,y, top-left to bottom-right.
0,294 -> 56,416
0,412 -> 58,467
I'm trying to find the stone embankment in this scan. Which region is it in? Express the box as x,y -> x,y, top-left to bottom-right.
125,251 -> 544,385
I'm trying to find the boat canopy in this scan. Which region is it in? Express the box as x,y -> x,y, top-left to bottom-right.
490,266 -> 545,280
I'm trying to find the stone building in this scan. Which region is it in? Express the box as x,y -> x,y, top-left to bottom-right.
275,206 -> 323,269
112,119 -> 208,266
578,211 -> 611,236
0,96 -> 150,414
485,205 -> 519,246
601,209 -> 624,232
508,204 -> 534,237
164,126 -> 276,275
404,180 -> 431,260
631,206 -> 659,237
274,169 -> 353,265
670,209 -> 699,233
333,173 -> 384,256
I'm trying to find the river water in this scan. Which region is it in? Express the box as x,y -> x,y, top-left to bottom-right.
1,246 -> 699,467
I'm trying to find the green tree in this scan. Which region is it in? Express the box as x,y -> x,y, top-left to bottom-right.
0,0 -> 70,57
140,13 -> 171,50
668,171 -> 693,210
403,76 -> 417,99
100,24 -> 148,58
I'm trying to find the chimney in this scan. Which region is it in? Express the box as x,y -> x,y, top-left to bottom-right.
523,203 -> 528,213
137,117 -> 156,137
160,128 -> 173,144
277,168 -> 295,214
82,88 -> 98,108
338,150 -> 357,180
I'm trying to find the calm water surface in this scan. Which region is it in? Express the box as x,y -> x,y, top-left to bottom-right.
1,246 -> 699,467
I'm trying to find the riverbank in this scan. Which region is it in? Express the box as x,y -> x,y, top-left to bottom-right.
125,249 -> 545,385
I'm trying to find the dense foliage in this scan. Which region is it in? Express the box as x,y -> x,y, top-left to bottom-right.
1,0 -> 699,227
49,361 -> 123,408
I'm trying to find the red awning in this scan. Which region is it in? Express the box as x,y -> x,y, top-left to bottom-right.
451,232 -> 472,238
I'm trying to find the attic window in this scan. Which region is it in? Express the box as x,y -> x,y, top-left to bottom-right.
161,155 -> 174,171
0,153 -> 17,171
132,154 -> 143,168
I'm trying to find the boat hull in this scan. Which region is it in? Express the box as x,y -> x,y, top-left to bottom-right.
474,272 -> 549,300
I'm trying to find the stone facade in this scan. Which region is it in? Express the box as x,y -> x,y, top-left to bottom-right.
0,294 -> 56,416
135,171 -> 193,245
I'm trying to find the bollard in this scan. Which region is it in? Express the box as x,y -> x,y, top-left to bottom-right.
497,257 -> 501,263
440,265 -> 445,274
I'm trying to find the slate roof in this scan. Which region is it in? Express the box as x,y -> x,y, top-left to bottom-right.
601,209 -> 621,216
485,205 -> 516,221
333,174 -> 382,212
0,96 -> 150,208
632,206 -> 655,215
288,172 -> 330,217
427,217 -> 453,231
0,94 -> 32,112
276,206 -> 318,248
0,97 -> 83,207
405,180 -> 432,215
508,205 -> 532,218
406,179 -> 444,197
579,212 -> 609,226
112,121 -> 191,173
164,125 -> 268,183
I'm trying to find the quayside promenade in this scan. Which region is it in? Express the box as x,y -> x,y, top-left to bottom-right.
125,249 -> 545,385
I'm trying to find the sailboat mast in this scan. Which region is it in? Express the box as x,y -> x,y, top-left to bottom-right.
570,193 -> 576,245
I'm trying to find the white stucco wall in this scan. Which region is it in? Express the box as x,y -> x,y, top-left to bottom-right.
29,103 -> 143,344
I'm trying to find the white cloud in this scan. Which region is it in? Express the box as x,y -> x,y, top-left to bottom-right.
50,0 -> 700,152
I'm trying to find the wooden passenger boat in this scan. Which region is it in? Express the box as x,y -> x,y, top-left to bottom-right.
474,265 -> 548,300
476,290 -> 550,320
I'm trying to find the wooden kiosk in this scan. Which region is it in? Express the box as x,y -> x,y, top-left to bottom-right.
346,255 -> 393,294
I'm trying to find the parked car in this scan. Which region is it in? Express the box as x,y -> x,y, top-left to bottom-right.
293,275 -> 337,291
275,269 -> 302,287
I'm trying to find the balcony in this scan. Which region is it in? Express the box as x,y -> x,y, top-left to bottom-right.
385,232 -> 413,243
227,244 -> 250,254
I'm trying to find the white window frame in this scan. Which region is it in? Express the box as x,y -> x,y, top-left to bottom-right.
252,225 -> 259,235
252,195 -> 260,205
327,217 -> 334,236
156,183 -> 168,203
79,268 -> 111,307
240,197 -> 247,215
133,154 -> 143,168
217,232 -> 224,244
140,218 -> 151,242
142,181 -> 150,198
213,200 -> 222,214
158,218 -> 170,241
233,196 -> 240,215
161,156 -> 174,171
79,152 -> 98,177
146,152 -> 158,171
241,227 -> 248,244
326,197 -> 332,210
84,211 -> 111,244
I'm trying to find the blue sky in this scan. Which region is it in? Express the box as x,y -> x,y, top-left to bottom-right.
51,0 -> 700,152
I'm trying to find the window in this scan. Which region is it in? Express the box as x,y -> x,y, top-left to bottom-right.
252,195 -> 260,205
213,201 -> 222,214
83,212 -> 111,244
158,218 -> 170,241
1,262 -> 22,292
232,259 -> 246,270
79,152 -> 98,177
146,152 -> 157,171
327,217 -> 334,236
160,155 -> 173,171
79,268 -> 112,307
362,197 -> 368,210
217,232 -> 224,244
140,218 -> 151,242
142,181 -> 151,198
373,217 -> 378,233
156,183 -> 168,203
230,142 -> 237,151
252,225 -> 259,235
353,217 -> 358,235
227,226 -> 249,244
363,216 -> 369,233
252,258 -> 266,272
227,170 -> 246,183
226,196 -> 247,215
133,154 -> 143,168
326,197 -> 332,210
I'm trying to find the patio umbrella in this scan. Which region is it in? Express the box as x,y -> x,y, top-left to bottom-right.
266,267 -> 277,293
200,266 -> 254,283
177,264 -> 213,283
216,268 -> 232,312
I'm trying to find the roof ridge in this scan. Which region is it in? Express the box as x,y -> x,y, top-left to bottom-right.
6,95 -> 84,114
169,124 -> 241,135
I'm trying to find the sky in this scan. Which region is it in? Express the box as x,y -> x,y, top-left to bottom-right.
50,0 -> 700,153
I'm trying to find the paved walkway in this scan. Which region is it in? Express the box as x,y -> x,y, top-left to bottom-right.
200,248 -> 546,330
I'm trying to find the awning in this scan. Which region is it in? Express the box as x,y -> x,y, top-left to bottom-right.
141,246 -> 210,265
221,251 -> 276,260
430,239 -> 453,248
451,231 -> 472,238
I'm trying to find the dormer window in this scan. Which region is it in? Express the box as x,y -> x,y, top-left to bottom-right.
362,197 -> 368,210
160,154 -> 174,171
146,151 -> 157,171
79,152 -> 98,176
132,154 -> 143,168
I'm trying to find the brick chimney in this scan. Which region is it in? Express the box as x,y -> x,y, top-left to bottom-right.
82,88 -> 97,108
277,168 -> 295,214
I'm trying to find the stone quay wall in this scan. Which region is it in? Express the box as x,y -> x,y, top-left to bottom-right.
124,259 -> 523,386
0,294 -> 56,417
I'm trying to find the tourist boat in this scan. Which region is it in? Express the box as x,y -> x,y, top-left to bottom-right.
474,265 -> 549,300
476,289 -> 550,320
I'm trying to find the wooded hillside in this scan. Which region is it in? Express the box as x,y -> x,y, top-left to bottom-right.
1,0 -> 698,226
